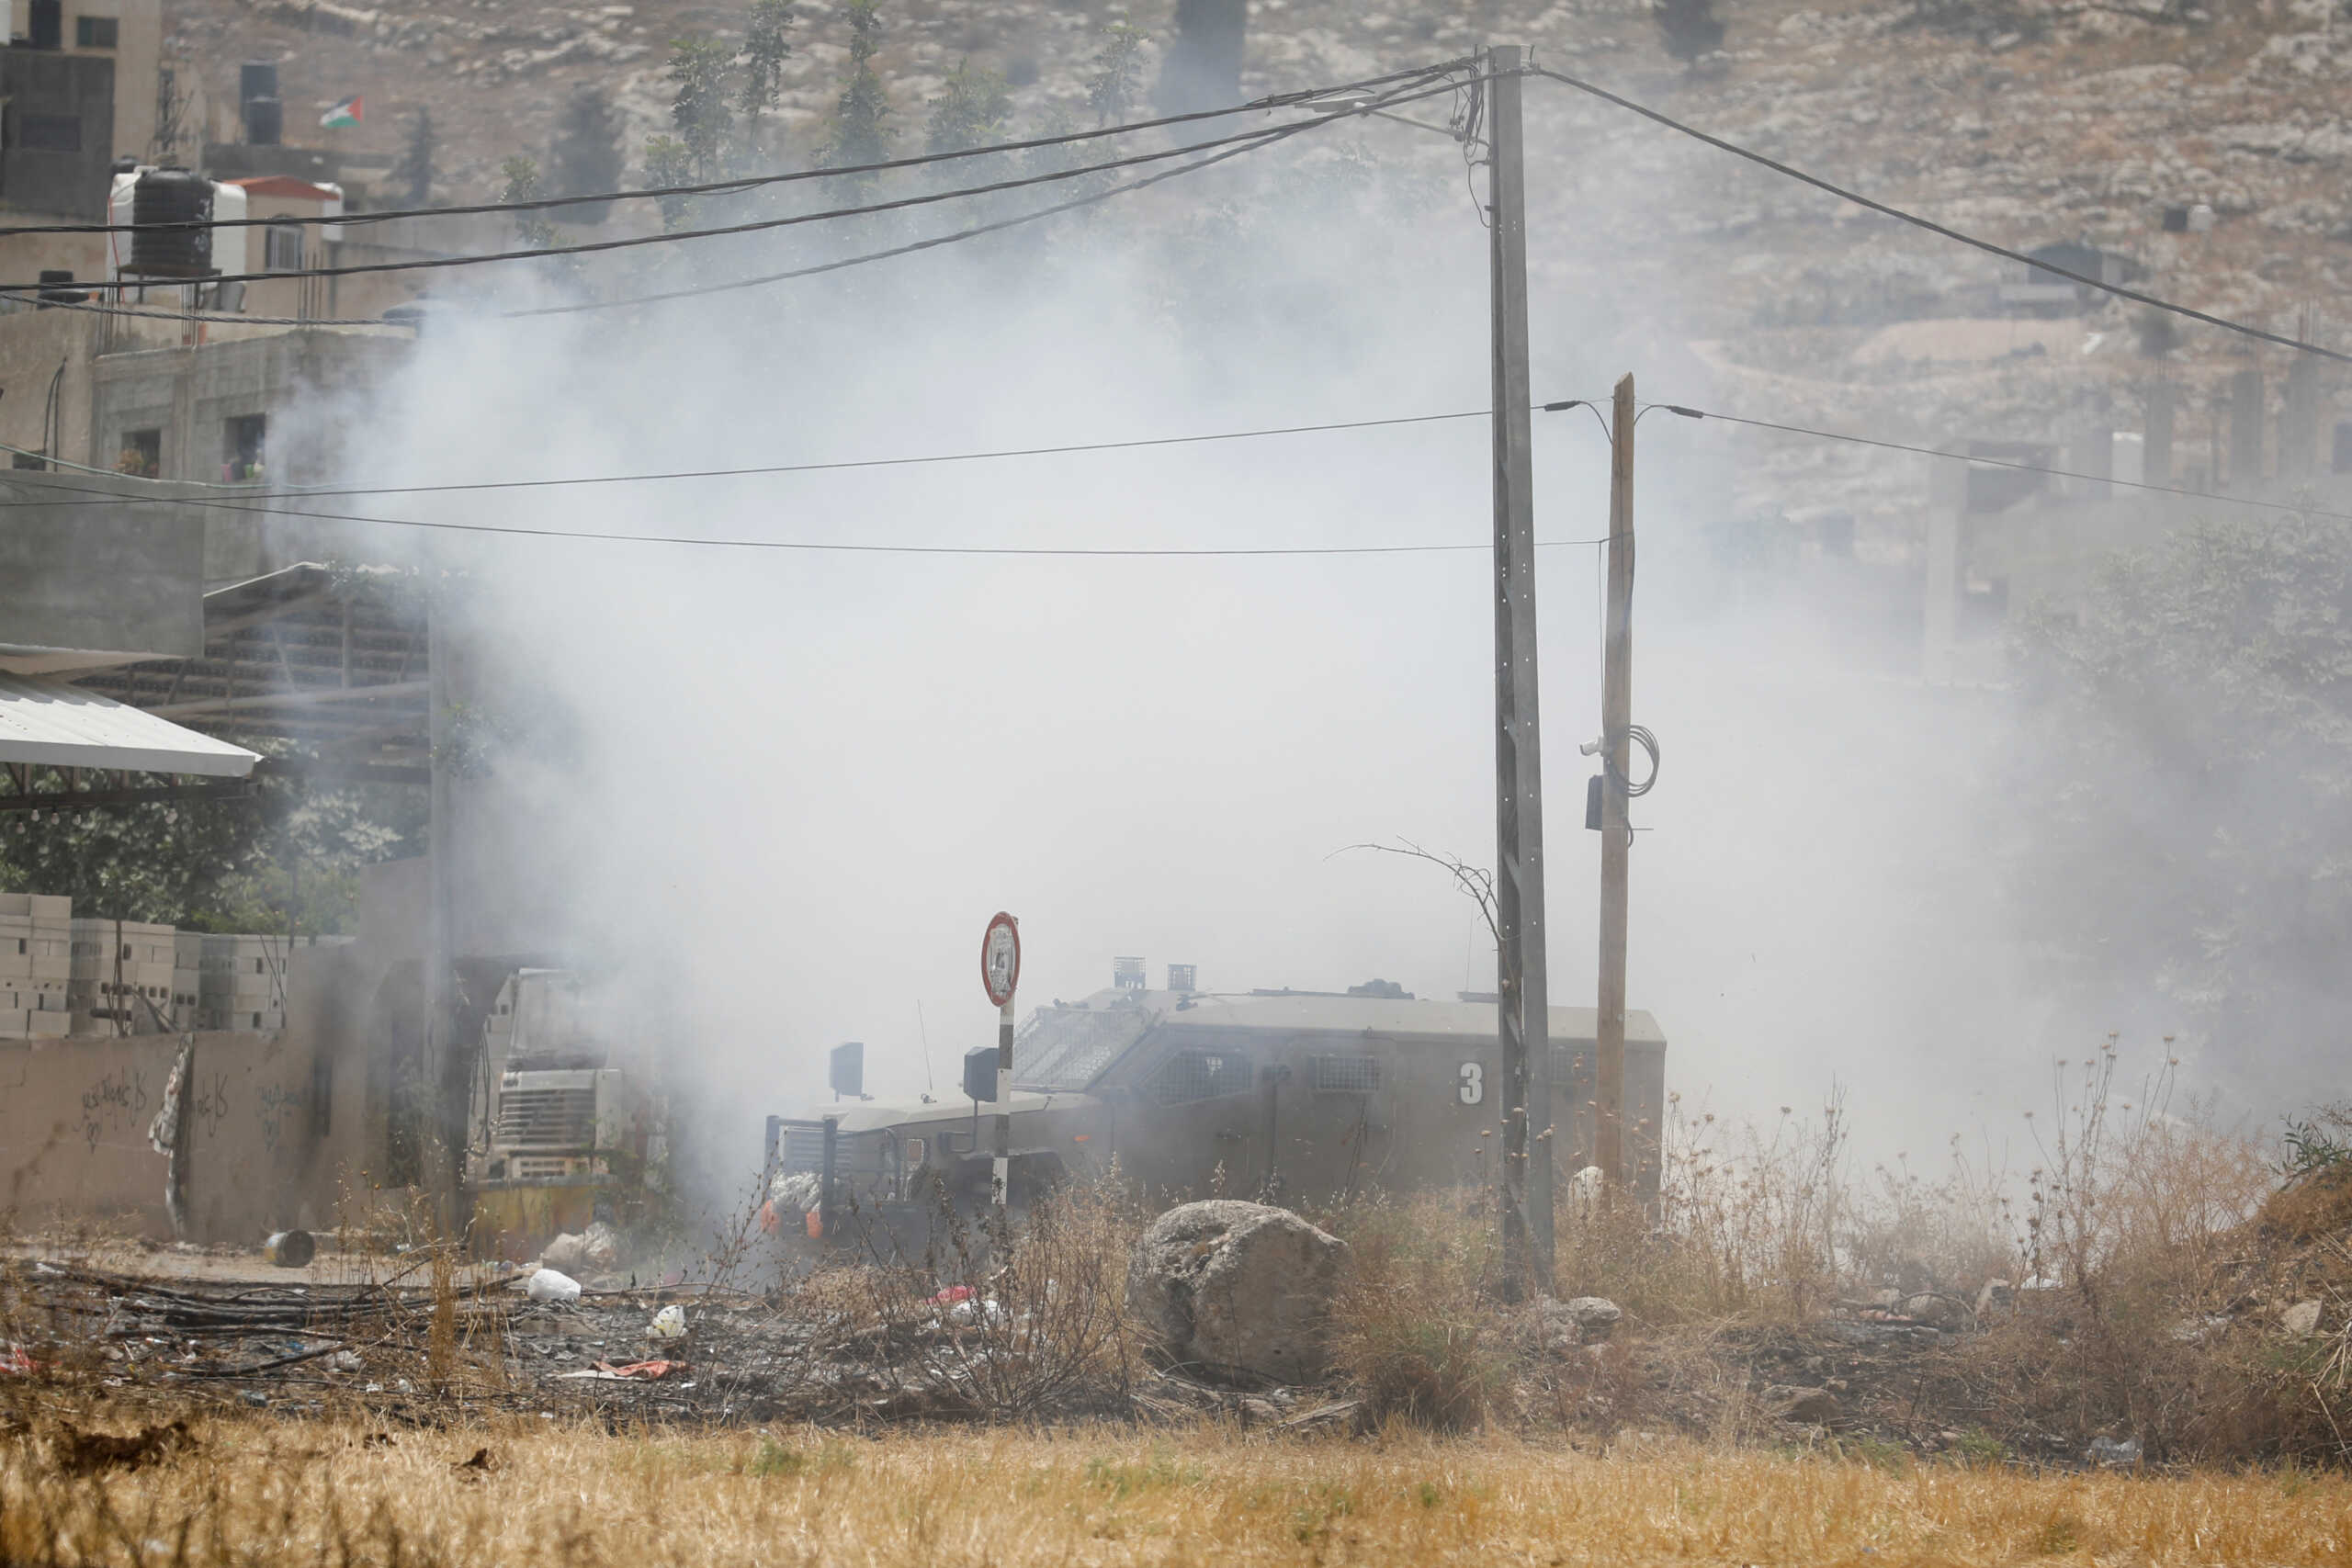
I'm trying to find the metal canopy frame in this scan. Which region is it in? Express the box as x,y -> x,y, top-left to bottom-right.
8,562 -> 431,813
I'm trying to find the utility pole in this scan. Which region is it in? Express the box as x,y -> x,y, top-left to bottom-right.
425,581 -> 459,1234
1486,42 -> 1553,1290
1595,374 -> 1636,1190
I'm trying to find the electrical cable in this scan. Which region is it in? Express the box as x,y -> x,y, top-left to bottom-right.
0,59 -> 1477,240
1528,64 -> 2352,367
13,71 -> 1479,326
0,408 -> 1501,508
0,79 -> 1464,298
1644,401 -> 2352,525
1601,724 -> 1660,797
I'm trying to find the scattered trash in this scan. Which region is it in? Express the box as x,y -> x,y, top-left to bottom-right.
947,1296 -> 1008,1329
931,1285 -> 978,1305
330,1350 -> 365,1373
541,1233 -> 590,1273
555,1359 -> 683,1382
241,1390 -> 269,1408
54,1421 -> 193,1477
262,1230 -> 317,1268
649,1304 -> 687,1341
2087,1436 -> 2143,1468
526,1268 -> 582,1304
1,1343 -> 40,1376
582,1221 -> 622,1272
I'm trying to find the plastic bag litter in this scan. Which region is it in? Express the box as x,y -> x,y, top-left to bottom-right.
526,1268 -> 582,1304
947,1297 -> 1008,1328
648,1304 -> 686,1340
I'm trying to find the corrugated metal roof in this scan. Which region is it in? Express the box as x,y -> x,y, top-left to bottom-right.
0,671 -> 259,776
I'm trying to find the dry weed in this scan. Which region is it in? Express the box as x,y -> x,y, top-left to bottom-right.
6,1414 -> 2351,1566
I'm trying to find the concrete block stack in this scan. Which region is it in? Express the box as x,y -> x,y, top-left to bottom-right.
69,917 -> 178,1034
199,933 -> 288,1033
0,892 -> 72,1038
171,932 -> 206,1031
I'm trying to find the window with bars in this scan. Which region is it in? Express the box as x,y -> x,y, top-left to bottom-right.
1148,1049 -> 1253,1107
1311,1054 -> 1381,1094
265,224 -> 304,271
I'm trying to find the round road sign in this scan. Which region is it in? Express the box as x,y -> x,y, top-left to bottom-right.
980,912 -> 1021,1008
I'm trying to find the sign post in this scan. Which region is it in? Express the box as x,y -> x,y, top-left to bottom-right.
980,912 -> 1021,1207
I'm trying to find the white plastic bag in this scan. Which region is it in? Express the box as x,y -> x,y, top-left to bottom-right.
526,1268 -> 582,1304
649,1304 -> 687,1340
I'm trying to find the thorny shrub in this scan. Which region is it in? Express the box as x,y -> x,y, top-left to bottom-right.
817,1169 -> 1142,1419
1317,1192 -> 1510,1430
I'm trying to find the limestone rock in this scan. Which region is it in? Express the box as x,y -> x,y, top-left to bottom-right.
2282,1298 -> 2324,1337
1765,1383 -> 1841,1424
1125,1201 -> 1347,1384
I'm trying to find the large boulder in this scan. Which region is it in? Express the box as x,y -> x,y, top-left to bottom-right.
1125,1201 -> 1348,1384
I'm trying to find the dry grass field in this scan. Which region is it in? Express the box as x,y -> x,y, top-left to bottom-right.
8,1414 -> 2352,1568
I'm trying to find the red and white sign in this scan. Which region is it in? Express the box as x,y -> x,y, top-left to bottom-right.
980,912 -> 1020,1008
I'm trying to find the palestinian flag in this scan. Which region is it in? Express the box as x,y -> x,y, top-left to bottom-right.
320,96 -> 363,129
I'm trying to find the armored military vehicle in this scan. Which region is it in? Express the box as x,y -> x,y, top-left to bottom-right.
763,974 -> 1666,1248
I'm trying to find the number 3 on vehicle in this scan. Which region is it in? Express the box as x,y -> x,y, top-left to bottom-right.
1457,1062 -> 1483,1105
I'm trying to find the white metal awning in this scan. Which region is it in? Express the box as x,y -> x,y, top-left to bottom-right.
0,671 -> 260,777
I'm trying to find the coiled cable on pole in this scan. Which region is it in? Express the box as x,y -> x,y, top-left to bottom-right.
1600,724 -> 1660,798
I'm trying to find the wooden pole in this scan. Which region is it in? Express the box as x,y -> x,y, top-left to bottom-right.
1596,373 -> 1635,1190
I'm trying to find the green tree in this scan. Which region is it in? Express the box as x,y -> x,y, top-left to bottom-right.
823,0 -> 891,173
500,154 -> 556,249
668,34 -> 739,179
1656,0 -> 1725,68
641,135 -> 696,230
0,773 -> 423,935
2004,509 -> 2352,1090
925,57 -> 1012,154
548,85 -> 625,225
740,0 -> 797,141
1085,21 -> 1148,128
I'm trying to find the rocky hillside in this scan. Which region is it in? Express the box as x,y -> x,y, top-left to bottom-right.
163,0 -> 2352,531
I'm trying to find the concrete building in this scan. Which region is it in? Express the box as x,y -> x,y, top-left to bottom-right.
0,301 -> 413,489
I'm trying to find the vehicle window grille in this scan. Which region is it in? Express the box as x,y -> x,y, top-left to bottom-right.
1311,1054 -> 1381,1094
1149,1049 -> 1253,1107
493,1088 -> 597,1150
774,1123 -> 830,1174
1011,1003 -> 1155,1091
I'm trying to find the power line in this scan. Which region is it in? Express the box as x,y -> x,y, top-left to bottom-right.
0,410 -> 1498,509
13,72 -> 1475,326
6,461 -> 1612,556
1649,400 -> 2352,525
1528,64 -> 2352,367
0,83 -> 1458,298
0,60 -> 1475,241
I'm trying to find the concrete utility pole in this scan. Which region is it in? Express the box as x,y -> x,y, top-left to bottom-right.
1485,42 -> 1553,1288
1595,375 -> 1636,1190
425,584 -> 459,1232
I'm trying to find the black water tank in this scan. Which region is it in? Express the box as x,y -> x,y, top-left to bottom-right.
36,269 -> 86,308
243,96 -> 283,146
239,61 -> 279,103
127,169 -> 214,277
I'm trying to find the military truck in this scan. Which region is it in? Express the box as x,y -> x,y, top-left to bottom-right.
763,976 -> 1666,1251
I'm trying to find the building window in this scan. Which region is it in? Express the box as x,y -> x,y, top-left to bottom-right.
1310,1054 -> 1382,1095
1148,1049 -> 1253,1107
74,14 -> 118,47
116,428 -> 161,478
222,413 -> 266,482
265,224 -> 303,272
17,114 -> 82,152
